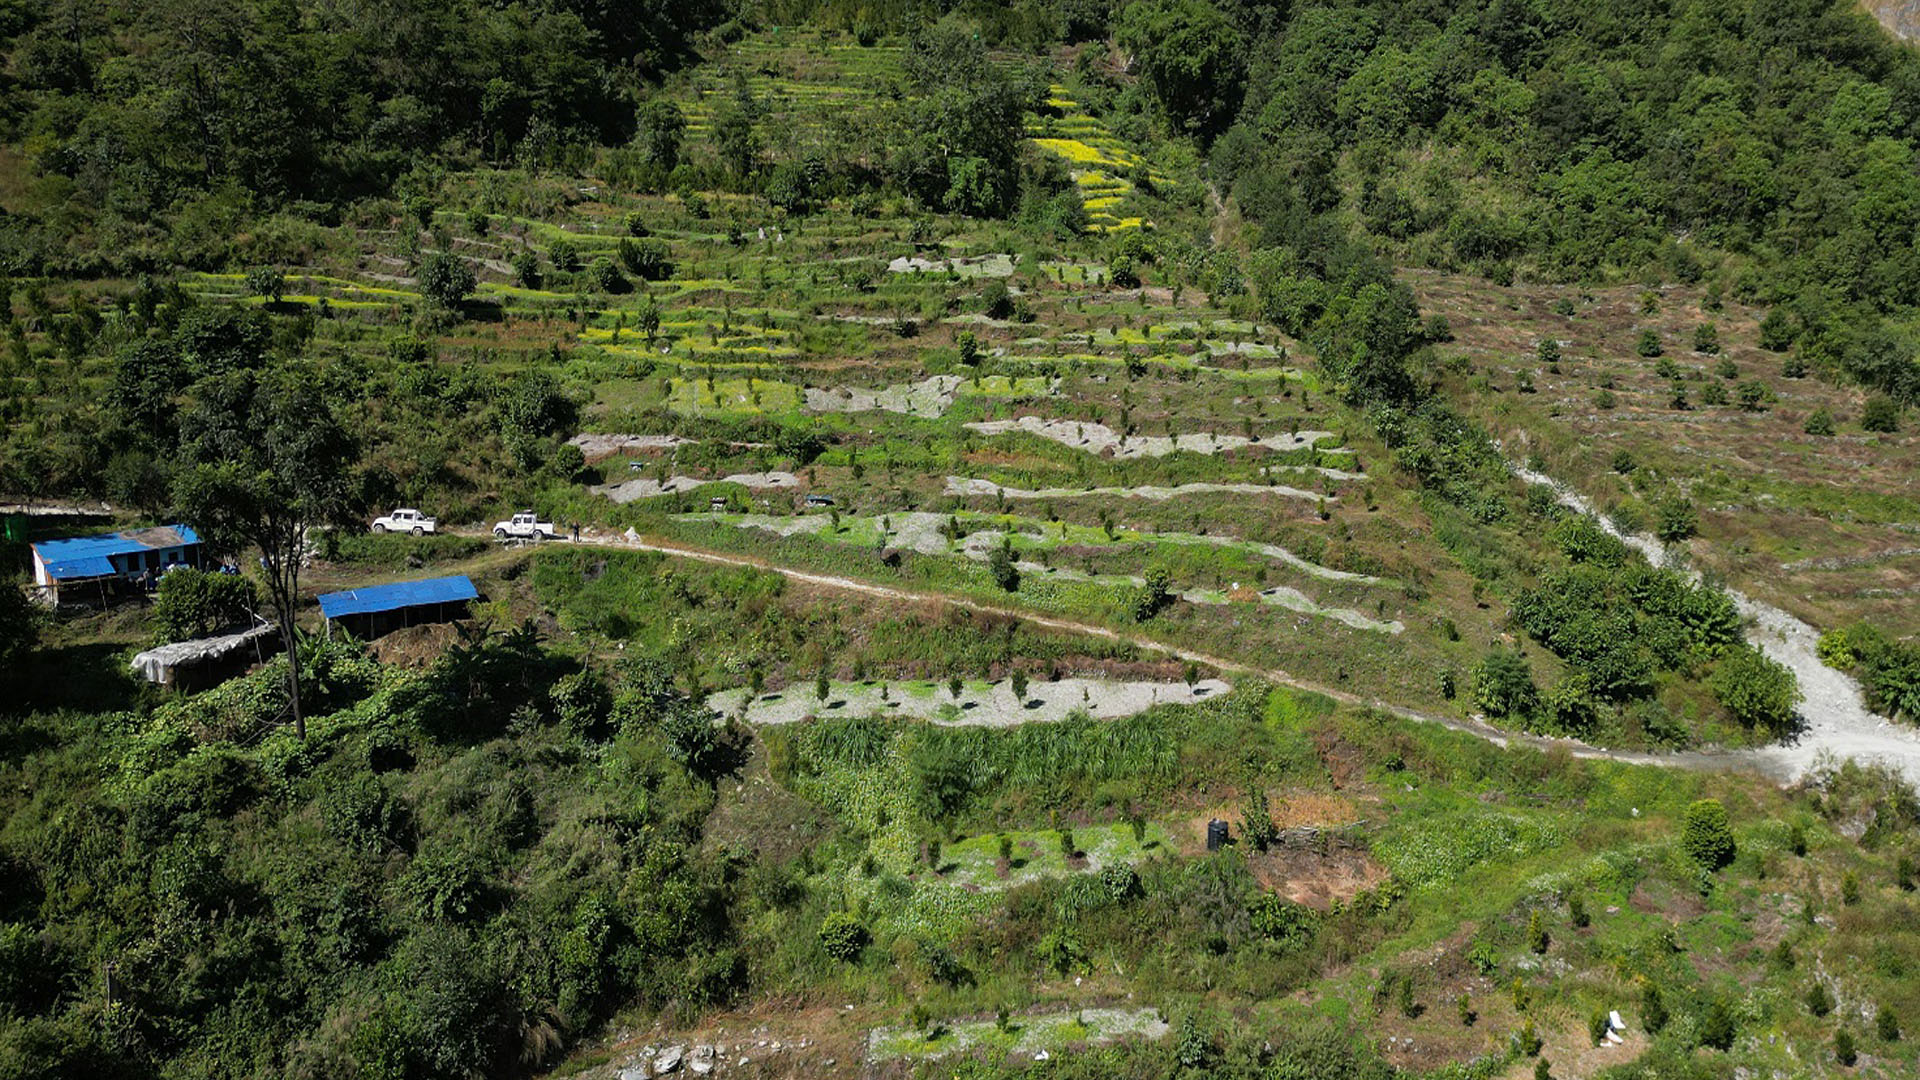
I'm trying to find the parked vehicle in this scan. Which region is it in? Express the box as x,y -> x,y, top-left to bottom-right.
371,508 -> 437,535
492,510 -> 560,541
803,493 -> 835,507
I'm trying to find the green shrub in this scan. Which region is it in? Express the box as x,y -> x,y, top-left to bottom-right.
1568,893 -> 1589,928
511,247 -> 541,288
1518,1019 -> 1542,1056
1805,408 -> 1836,435
1877,1003 -> 1901,1041
1637,330 -> 1664,357
1242,787 -> 1277,851
245,265 -> 285,301
1099,863 -> 1142,902
1807,981 -> 1833,1017
1861,395 -> 1902,433
818,912 -> 868,962
1835,1028 -> 1856,1066
1759,307 -> 1797,350
1653,497 -> 1698,542
1249,893 -> 1314,951
1626,987 -> 1661,1036
1036,927 -> 1086,974
1699,998 -> 1736,1050
418,251 -> 476,310
1473,648 -> 1538,719
1466,940 -> 1499,976
1710,645 -> 1800,734
1130,566 -> 1175,621
987,546 -> 1019,591
1174,1013 -> 1213,1069
1682,799 -> 1736,870
153,567 -> 259,643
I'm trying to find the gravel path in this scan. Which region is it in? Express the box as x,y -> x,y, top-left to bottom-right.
598,471 -> 799,502
709,676 -> 1232,727
1512,464 -> 1920,784
967,415 -> 1341,460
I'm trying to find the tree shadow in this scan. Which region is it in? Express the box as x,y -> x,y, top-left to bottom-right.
457,298 -> 506,323
10,642 -> 147,715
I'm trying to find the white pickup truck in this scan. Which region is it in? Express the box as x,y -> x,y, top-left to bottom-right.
371,508 -> 437,535
493,510 -> 561,541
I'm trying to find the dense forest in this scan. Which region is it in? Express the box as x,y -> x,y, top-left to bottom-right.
3,1 -> 1919,1079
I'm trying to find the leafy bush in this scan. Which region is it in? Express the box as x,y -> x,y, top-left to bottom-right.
1861,395 -> 1902,433
1682,799 -> 1736,870
1807,980 -> 1834,1017
1711,646 -> 1801,734
1472,649 -> 1538,718
417,252 -> 476,310
987,546 -> 1019,591
1036,927 -> 1087,975
1654,497 -> 1698,542
153,567 -> 259,643
1699,998 -> 1736,1050
1130,566 -> 1176,621
1249,893 -> 1314,951
818,912 -> 868,962
1099,863 -> 1143,902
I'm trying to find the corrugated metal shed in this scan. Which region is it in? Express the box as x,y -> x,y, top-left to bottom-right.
317,576 -> 478,619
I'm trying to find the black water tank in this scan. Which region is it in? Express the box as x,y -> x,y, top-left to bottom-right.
1206,819 -> 1229,851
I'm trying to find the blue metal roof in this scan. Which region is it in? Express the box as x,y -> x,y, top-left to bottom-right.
317,576 -> 478,619
33,525 -> 201,566
43,556 -> 118,580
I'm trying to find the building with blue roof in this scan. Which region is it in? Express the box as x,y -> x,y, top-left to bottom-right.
317,575 -> 478,639
30,524 -> 204,605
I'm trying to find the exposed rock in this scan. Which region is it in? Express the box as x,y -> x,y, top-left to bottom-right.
655,1045 -> 685,1074
688,1045 -> 715,1075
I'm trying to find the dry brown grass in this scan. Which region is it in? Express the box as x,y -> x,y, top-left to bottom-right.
1410,269 -> 1920,638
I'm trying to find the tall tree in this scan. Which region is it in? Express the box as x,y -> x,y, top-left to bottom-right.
1116,0 -> 1246,140
173,364 -> 360,738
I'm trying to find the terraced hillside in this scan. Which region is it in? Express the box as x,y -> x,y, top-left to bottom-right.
6,12 -> 1920,1080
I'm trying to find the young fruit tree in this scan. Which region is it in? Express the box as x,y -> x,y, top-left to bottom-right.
173,365 -> 361,739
